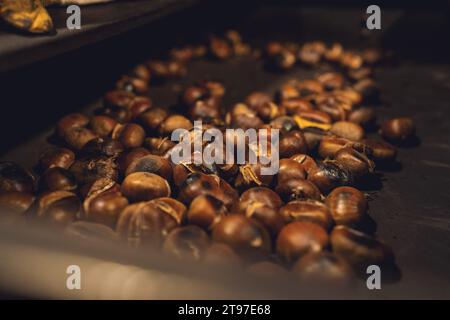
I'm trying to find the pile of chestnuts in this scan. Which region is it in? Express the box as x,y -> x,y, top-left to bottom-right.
0,30 -> 416,288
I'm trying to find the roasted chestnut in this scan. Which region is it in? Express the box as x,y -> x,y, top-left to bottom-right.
149,197 -> 187,225
203,243 -> 242,268
116,201 -> 178,247
0,191 -> 35,215
276,221 -> 329,264
64,127 -> 97,151
158,115 -> 193,136
212,215 -> 271,261
330,121 -> 365,141
307,161 -> 354,194
89,115 -> 117,137
279,200 -> 333,230
279,130 -> 308,158
116,75 -> 148,94
38,167 -> 77,192
238,187 -> 283,212
162,225 -> 210,261
325,186 -> 367,226
334,147 -> 374,178
38,148 -> 75,172
34,191 -> 80,227
290,154 -> 319,176
125,154 -> 173,181
292,251 -> 354,286
277,159 -> 307,184
145,137 -> 176,156
242,204 -> 285,239
187,194 -> 228,230
380,117 -> 415,143
84,191 -> 129,229
80,137 -> 124,157
56,113 -> 90,139
121,172 -> 171,202
0,162 -> 35,194
117,147 -> 150,175
318,135 -> 352,159
276,178 -> 322,202
139,107 -> 169,132
70,157 -> 118,186
112,123 -> 145,149
361,139 -> 396,162
330,225 -> 394,269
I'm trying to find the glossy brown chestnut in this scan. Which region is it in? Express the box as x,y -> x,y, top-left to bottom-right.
149,197 -> 187,225
318,135 -> 352,159
325,186 -> 367,226
64,127 -> 97,151
125,154 -> 173,181
84,191 -> 129,229
0,162 -> 35,193
279,130 -> 308,158
116,201 -> 178,247
139,107 -> 169,132
121,172 -> 171,202
242,204 -> 285,239
226,104 -> 263,130
80,137 -> 124,157
348,107 -> 376,127
292,251 -> 354,286
361,139 -> 396,162
117,147 -> 150,175
269,116 -> 299,134
334,147 -> 374,178
276,178 -> 322,202
330,121 -> 365,141
56,113 -> 90,139
238,187 -> 283,212
39,167 -> 77,192
159,115 -> 193,136
234,163 -> 274,190
35,191 -> 80,227
162,225 -> 210,261
70,157 -> 118,186
212,215 -> 271,260
38,148 -> 75,172
279,200 -> 333,230
380,117 -> 415,143
276,221 -> 329,264
277,159 -> 307,184
0,191 -> 35,214
112,123 -> 145,149
290,154 -> 319,176
302,127 -> 328,151
307,161 -> 354,194
89,115 -> 117,137
187,194 -> 228,230
145,137 -> 176,156
330,225 -> 394,269
103,90 -> 135,109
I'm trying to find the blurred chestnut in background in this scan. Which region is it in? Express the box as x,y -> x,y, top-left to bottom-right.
163,225 -> 210,261
38,167 -> 77,192
380,117 -> 415,143
38,148 -> 75,172
0,162 -> 35,194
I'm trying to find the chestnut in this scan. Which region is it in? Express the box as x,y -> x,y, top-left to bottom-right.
292,251 -> 354,286
0,191 -> 35,214
330,121 -> 365,141
38,147 -> 75,171
70,157 -> 118,186
316,72 -> 344,91
318,135 -> 352,159
117,147 -> 150,174
245,92 -> 272,111
301,127 -> 328,151
340,51 -> 363,70
187,194 -> 228,230
324,43 -> 343,62
380,117 -> 415,143
352,78 -> 379,101
238,187 -> 283,212
281,98 -> 314,115
361,138 -> 396,162
162,225 -> 210,261
277,83 -> 300,101
307,161 -> 354,194
139,107 -> 169,132
100,104 -> 132,124
334,147 -> 374,178
271,49 -> 296,70
325,186 -> 367,226
125,154 -> 172,181
121,172 -> 171,202
275,178 -> 321,202
298,42 -> 324,65
330,225 -> 394,269
276,221 -> 329,264
116,75 -> 148,94
188,99 -> 221,122
129,64 -> 151,81
34,191 -> 80,227
83,191 -> 129,229
129,96 -> 152,119
234,163 -> 274,190
116,201 -> 178,247
38,167 -> 77,192
242,204 -> 285,239
56,113 -> 90,139
112,123 -> 145,149
159,115 -> 193,136
89,115 -> 117,137
80,137 -> 124,157
279,130 -> 308,158
210,36 -> 232,60
64,127 -> 97,151
279,200 -> 333,230
181,85 -> 208,106
203,243 -> 242,268
104,90 -> 135,109
149,197 -> 187,225
178,173 -> 221,205
212,215 -> 271,261
348,107 -> 376,127
297,110 -> 332,125
315,95 -> 350,122
296,80 -> 323,98
0,162 -> 35,193
270,116 -> 299,134
226,104 -> 263,130
347,67 -> 373,81
145,137 -> 176,156
277,159 -> 307,184
290,154 -> 319,176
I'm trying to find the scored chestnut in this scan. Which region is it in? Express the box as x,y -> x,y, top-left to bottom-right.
121,172 -> 171,202
275,178 -> 322,202
334,147 -> 374,178
325,186 -> 367,226
276,221 -> 329,265
238,187 -> 283,213
212,215 -> 271,261
307,161 -> 354,194
125,154 -> 173,181
279,130 -> 308,158
162,225 -> 210,261
187,194 -> 228,230
279,200 -> 333,230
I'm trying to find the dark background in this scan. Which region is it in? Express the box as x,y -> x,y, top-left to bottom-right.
0,0 -> 449,298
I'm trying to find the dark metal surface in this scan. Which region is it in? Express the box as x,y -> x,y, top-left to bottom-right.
0,4 -> 449,298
